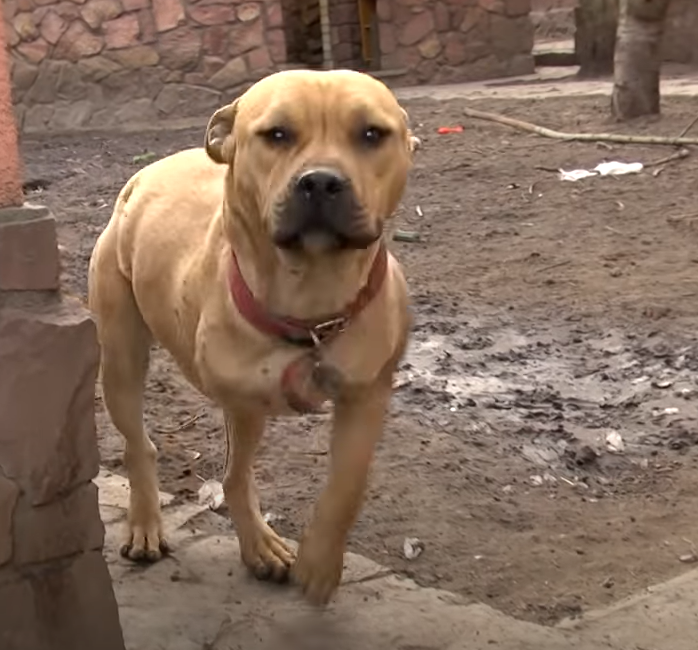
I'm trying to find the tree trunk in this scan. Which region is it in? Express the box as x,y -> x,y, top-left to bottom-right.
575,0 -> 619,78
611,0 -> 672,120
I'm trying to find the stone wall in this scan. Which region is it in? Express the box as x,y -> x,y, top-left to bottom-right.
376,0 -> 535,87
3,0 -> 538,132
4,0 -> 286,132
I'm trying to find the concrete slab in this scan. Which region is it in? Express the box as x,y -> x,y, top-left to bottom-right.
96,470 -> 698,650
96,471 -> 581,650
561,568 -> 698,650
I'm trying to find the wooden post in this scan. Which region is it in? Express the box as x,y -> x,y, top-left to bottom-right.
575,0 -> 619,78
318,0 -> 334,69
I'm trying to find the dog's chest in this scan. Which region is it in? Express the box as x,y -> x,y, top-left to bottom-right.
198,332 -> 386,416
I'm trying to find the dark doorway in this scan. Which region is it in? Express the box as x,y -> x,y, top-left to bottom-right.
329,0 -> 380,70
280,0 -> 381,71
280,0 -> 325,68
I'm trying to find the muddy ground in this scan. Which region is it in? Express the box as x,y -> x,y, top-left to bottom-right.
21,93 -> 698,625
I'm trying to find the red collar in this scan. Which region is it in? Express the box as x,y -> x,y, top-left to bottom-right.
229,243 -> 389,347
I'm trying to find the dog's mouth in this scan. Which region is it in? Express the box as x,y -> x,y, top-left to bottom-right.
271,167 -> 381,252
272,221 -> 382,252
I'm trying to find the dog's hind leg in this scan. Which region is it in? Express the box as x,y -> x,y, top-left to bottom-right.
89,238 -> 168,563
222,408 -> 295,582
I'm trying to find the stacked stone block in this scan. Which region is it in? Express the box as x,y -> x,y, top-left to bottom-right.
0,19 -> 125,650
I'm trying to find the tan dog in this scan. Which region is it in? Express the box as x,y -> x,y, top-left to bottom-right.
88,69 -> 414,605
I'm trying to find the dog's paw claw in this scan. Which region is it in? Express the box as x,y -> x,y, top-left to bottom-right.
121,523 -> 169,564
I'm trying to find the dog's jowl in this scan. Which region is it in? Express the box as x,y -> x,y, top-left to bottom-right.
88,69 -> 415,606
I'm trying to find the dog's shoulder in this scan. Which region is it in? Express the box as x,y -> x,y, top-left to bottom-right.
116,147 -> 225,210
137,147 -> 222,184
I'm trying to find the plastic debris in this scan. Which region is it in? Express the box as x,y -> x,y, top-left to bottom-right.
263,512 -> 286,526
529,473 -> 558,487
198,479 -> 225,511
437,126 -> 464,134
543,472 -> 558,485
605,430 -> 625,453
393,230 -> 421,243
652,378 -> 674,389
132,151 -> 157,165
559,161 -> 644,182
403,537 -> 425,560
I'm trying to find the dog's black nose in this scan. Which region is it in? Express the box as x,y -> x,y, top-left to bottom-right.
295,169 -> 348,201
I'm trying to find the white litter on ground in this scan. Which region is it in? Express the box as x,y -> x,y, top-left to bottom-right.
197,479 -> 225,511
559,161 -> 644,181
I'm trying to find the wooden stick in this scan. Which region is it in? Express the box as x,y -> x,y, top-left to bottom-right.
644,148 -> 690,168
667,211 -> 698,223
155,411 -> 205,433
462,107 -> 698,146
678,114 -> 698,139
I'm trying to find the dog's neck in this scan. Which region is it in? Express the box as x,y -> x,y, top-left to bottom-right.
240,245 -> 382,320
224,208 -> 383,321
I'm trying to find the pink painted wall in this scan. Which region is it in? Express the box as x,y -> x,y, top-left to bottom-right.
0,14 -> 23,209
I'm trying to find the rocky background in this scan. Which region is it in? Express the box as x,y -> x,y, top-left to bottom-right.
4,0 -> 285,132
2,0 -> 541,133
4,0 -> 698,134
377,0 -> 535,86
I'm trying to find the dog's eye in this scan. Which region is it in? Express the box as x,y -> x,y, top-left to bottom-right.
260,127 -> 293,146
360,126 -> 389,147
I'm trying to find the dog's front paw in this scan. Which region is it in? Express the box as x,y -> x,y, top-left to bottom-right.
292,534 -> 344,606
239,523 -> 295,583
122,513 -> 170,563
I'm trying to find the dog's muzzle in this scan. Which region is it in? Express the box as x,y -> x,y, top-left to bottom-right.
272,167 -> 380,251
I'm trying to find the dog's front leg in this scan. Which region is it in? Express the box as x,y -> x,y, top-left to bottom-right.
292,369 -> 393,605
223,408 -> 296,582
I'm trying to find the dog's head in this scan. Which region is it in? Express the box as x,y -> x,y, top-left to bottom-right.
205,70 -> 415,254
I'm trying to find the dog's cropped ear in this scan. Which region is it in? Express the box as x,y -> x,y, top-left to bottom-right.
399,106 -> 421,154
205,100 -> 239,165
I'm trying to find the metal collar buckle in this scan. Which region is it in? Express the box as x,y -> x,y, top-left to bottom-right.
309,316 -> 347,347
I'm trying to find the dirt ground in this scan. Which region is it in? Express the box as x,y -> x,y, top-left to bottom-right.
21,93 -> 698,625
